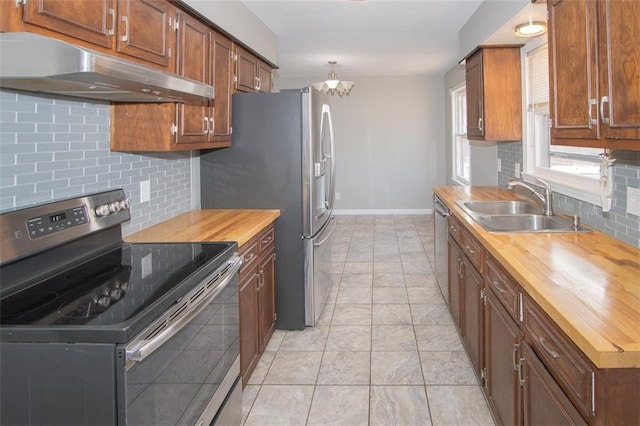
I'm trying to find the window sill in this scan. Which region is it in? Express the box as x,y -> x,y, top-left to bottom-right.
521,168 -> 601,207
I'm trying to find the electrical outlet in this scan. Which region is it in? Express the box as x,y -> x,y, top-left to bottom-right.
497,159 -> 502,173
514,162 -> 521,179
140,180 -> 151,203
627,186 -> 640,216
335,192 -> 341,201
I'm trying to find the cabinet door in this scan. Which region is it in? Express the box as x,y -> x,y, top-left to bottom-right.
521,343 -> 587,426
235,45 -> 258,93
465,49 -> 484,139
239,269 -> 260,387
211,31 -> 233,144
485,289 -> 522,426
23,0 -> 115,48
548,0 -> 600,142
257,60 -> 272,93
117,0 -> 173,68
175,13 -> 210,146
257,248 -> 276,353
462,257 -> 483,376
598,0 -> 640,142
448,237 -> 463,329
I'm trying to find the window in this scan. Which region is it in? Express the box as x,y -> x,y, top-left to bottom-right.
523,40 -> 604,205
452,84 -> 470,186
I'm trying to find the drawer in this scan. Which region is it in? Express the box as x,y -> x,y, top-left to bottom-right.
258,224 -> 275,253
522,295 -> 594,419
461,229 -> 483,273
486,256 -> 520,321
448,215 -> 463,245
238,239 -> 259,279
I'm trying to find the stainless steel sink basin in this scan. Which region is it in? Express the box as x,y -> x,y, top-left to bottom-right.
457,200 -> 542,215
475,214 -> 585,233
455,200 -> 591,233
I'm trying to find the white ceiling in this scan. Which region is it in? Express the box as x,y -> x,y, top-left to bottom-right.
240,0 -> 487,79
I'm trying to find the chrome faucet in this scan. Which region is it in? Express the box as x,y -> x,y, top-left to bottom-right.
507,178 -> 554,216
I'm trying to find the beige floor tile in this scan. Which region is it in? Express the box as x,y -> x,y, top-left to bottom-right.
420,351 -> 479,385
307,386 -> 370,425
264,329 -> 286,352
278,326 -> 329,352
346,251 -> 374,262
404,272 -> 438,287
343,262 -> 373,274
316,351 -> 371,385
244,385 -> 314,426
372,303 -> 413,325
373,273 -> 405,287
410,303 -> 453,325
373,261 -> 403,273
263,351 -> 323,385
241,384 -> 260,424
316,303 -> 334,326
370,386 -> 432,426
325,325 -> 372,351
340,273 -> 373,288
372,325 -> 417,351
402,261 -> 432,274
415,325 -> 464,352
336,287 -> 372,304
426,385 -> 496,425
331,304 -> 372,325
247,351 -> 276,385
371,351 -> 423,385
373,287 -> 409,304
407,285 -> 444,304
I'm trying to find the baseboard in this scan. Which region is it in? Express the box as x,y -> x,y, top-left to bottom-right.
333,209 -> 433,215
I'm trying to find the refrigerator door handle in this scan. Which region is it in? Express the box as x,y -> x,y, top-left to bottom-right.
314,216 -> 337,247
322,104 -> 336,212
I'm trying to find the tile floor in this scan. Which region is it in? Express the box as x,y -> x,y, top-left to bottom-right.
241,214 -> 496,425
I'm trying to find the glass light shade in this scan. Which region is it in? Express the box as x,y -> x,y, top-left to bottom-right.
325,79 -> 340,89
515,21 -> 547,37
338,81 -> 355,92
310,82 -> 326,92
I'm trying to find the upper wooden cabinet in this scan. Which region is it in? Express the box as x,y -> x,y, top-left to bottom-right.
19,0 -> 176,70
465,46 -> 523,141
111,14 -> 233,151
548,0 -> 640,150
234,45 -> 273,93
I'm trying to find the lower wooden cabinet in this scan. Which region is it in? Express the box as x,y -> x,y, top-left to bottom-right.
520,342 -> 587,426
448,236 -> 463,328
238,224 -> 276,386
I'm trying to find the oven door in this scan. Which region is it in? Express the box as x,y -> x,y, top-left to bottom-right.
117,257 -> 242,426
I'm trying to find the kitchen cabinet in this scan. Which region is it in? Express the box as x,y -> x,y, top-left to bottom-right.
465,46 -> 522,141
238,224 -> 276,386
110,14 -> 233,151
484,287 -> 523,426
234,45 -> 273,93
20,0 -> 176,70
448,215 -> 484,377
548,0 -> 640,150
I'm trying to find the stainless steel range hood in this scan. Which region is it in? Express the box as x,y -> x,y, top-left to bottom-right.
0,32 -> 214,103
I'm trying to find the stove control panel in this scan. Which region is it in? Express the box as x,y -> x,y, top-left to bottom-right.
95,199 -> 130,218
26,206 -> 89,239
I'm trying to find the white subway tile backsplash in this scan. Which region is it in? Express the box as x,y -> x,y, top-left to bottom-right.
0,90 -> 193,236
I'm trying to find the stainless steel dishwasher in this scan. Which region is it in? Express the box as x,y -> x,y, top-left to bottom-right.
433,195 -> 449,302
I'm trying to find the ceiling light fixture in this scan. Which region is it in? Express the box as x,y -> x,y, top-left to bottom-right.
514,19 -> 547,38
311,61 -> 355,97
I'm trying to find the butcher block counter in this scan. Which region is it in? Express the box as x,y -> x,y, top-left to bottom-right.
125,209 -> 280,246
434,186 -> 639,370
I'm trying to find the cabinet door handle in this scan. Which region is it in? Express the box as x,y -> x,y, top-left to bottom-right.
107,9 -> 115,36
518,357 -> 526,387
491,280 -> 506,294
478,117 -> 483,132
588,98 -> 598,125
203,117 -> 209,134
538,336 -> 560,359
210,117 -> 215,135
259,270 -> 264,288
261,235 -> 273,244
121,16 -> 129,42
244,253 -> 256,263
255,273 -> 261,292
512,343 -> 520,371
600,96 -> 610,124
465,245 -> 475,255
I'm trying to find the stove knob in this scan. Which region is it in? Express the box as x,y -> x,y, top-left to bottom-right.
97,295 -> 111,308
109,202 -> 122,213
119,199 -> 130,210
95,205 -> 110,217
109,288 -> 122,300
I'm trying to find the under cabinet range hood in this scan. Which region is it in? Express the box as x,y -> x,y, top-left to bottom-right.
0,32 -> 214,103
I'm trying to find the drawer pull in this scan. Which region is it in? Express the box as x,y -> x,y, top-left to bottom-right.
513,343 -> 520,371
261,235 -> 273,244
491,280 -> 506,294
450,225 -> 458,232
465,245 -> 475,255
539,336 -> 560,359
244,253 -> 256,263
518,357 -> 526,387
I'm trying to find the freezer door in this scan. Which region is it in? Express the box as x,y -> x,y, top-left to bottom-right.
304,89 -> 335,237
304,216 -> 336,326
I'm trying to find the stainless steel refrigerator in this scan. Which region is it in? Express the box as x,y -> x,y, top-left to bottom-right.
200,88 -> 336,329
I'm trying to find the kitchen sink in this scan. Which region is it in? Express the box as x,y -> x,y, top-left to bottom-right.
456,200 -> 591,233
458,200 -> 542,215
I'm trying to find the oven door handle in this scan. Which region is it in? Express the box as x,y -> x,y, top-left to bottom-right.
125,256 -> 242,367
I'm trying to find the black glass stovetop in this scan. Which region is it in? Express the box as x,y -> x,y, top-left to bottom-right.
0,242 -> 232,328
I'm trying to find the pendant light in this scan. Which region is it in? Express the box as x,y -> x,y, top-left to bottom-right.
311,61 -> 355,97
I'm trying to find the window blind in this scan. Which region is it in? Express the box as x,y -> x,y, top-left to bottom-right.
526,44 -> 549,111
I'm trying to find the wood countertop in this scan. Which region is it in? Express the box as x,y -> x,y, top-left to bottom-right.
434,186 -> 640,369
124,209 -> 280,247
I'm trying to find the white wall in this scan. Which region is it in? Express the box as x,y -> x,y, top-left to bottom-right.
275,76 -> 444,214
